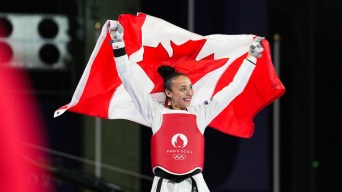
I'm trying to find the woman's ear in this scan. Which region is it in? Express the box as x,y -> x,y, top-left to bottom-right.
165,89 -> 172,98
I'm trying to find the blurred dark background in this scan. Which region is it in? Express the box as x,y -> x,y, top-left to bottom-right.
1,0 -> 341,192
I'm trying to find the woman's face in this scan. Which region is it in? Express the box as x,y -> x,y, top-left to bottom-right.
165,75 -> 193,110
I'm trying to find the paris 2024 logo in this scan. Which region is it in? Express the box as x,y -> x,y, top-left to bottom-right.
168,134 -> 192,160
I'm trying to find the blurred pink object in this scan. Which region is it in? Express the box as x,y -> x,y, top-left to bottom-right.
0,25 -> 54,192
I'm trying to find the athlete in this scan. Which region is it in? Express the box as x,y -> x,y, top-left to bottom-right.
108,21 -> 264,192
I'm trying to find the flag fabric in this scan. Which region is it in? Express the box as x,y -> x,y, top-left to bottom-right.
54,12 -> 285,138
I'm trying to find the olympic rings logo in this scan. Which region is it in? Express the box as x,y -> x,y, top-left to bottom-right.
173,154 -> 186,160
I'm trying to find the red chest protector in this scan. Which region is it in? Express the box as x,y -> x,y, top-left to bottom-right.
151,113 -> 205,175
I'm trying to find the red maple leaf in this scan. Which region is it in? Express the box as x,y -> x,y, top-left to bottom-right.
137,39 -> 229,94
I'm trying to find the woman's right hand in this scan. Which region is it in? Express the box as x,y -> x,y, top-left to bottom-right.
108,20 -> 125,50
109,21 -> 124,42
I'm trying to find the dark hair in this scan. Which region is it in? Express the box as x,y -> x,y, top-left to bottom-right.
157,65 -> 185,91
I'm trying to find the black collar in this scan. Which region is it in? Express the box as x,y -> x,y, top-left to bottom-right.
168,105 -> 188,111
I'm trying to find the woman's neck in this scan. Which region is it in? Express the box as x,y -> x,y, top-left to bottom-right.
168,105 -> 187,110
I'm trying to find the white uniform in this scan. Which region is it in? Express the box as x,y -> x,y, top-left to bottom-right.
114,54 -> 255,192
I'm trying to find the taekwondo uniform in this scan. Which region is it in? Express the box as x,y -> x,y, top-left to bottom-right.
113,50 -> 256,192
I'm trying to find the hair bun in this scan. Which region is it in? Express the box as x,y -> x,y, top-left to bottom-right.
157,65 -> 176,79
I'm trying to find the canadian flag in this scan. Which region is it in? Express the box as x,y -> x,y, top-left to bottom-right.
54,12 -> 285,138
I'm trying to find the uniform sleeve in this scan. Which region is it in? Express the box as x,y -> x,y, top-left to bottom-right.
191,59 -> 256,133
114,54 -> 163,126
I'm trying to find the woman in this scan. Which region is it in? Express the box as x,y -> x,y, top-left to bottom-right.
109,21 -> 264,192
